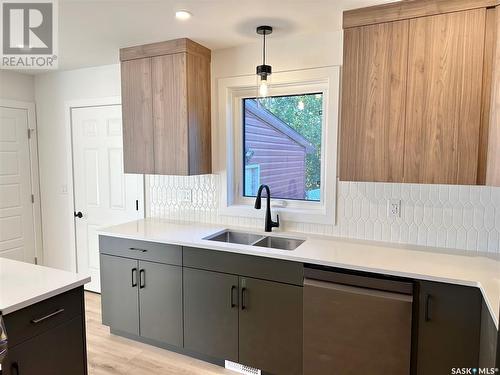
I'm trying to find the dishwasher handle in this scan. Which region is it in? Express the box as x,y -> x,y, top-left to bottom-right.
304,278 -> 413,303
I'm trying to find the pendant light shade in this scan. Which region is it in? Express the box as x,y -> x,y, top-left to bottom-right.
256,25 -> 273,97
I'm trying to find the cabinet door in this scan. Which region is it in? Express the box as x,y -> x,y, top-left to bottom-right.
138,260 -> 183,347
239,277 -> 302,375
100,254 -> 139,335
152,53 -> 189,175
121,58 -> 155,174
405,9 -> 486,184
340,20 -> 409,182
4,316 -> 86,375
183,268 -> 239,361
417,281 -> 481,374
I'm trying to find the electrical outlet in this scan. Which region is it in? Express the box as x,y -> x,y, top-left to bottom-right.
388,199 -> 402,218
177,189 -> 192,202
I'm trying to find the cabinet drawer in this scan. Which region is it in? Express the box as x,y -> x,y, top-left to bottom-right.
4,287 -> 83,348
99,236 -> 182,266
183,247 -> 304,286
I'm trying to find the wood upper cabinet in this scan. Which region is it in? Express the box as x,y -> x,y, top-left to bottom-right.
121,58 -> 154,174
340,0 -> 499,185
340,20 -> 409,182
486,7 -> 500,186
404,9 -> 486,184
120,38 -> 211,175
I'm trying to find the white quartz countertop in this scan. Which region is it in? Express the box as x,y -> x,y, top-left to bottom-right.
0,258 -> 90,315
99,218 -> 500,329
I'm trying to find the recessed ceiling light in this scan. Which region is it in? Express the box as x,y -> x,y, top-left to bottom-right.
175,10 -> 192,20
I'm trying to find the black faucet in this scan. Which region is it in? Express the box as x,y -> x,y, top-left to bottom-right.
254,184 -> 280,232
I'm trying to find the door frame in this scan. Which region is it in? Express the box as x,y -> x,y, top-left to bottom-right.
64,97 -> 145,273
0,99 -> 43,264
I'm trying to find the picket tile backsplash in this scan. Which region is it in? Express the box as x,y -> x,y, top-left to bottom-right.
147,175 -> 500,254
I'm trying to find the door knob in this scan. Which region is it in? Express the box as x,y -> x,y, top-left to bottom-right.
74,211 -> 83,218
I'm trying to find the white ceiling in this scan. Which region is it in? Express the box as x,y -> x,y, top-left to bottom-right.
55,0 -> 395,71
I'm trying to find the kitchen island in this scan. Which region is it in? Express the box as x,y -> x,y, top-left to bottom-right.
0,258 -> 90,375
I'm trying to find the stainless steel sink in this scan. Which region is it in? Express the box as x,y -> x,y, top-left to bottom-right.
204,230 -> 265,245
204,230 -> 305,251
252,236 -> 305,251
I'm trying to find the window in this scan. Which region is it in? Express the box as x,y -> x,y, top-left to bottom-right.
216,67 -> 339,224
243,94 -> 323,202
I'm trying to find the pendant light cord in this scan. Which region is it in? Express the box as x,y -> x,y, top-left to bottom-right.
262,32 -> 266,66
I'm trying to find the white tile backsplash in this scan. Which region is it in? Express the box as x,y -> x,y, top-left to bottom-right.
147,175 -> 500,254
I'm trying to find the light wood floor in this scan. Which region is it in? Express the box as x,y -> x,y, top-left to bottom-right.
85,292 -> 236,375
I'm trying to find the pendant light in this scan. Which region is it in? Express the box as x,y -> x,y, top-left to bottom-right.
256,25 -> 273,98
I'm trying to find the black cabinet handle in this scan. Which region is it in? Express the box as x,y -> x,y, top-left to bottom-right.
241,287 -> 247,310
230,285 -> 237,308
129,247 -> 148,253
31,308 -> 65,324
74,211 -> 83,219
11,362 -> 20,375
131,268 -> 137,287
425,294 -> 433,322
139,269 -> 145,289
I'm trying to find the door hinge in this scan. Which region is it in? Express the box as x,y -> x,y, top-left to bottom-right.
28,128 -> 33,139
31,194 -> 35,203
34,257 -> 38,265
136,199 -> 139,211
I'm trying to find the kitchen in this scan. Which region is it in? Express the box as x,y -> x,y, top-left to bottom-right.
0,0 -> 499,374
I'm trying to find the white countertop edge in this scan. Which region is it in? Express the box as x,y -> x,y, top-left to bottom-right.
0,276 -> 90,316
98,226 -> 500,330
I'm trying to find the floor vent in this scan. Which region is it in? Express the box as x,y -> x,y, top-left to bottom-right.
224,360 -> 261,375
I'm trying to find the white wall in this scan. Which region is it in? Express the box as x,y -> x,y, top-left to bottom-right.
34,64 -> 121,271
0,70 -> 35,102
211,31 -> 343,79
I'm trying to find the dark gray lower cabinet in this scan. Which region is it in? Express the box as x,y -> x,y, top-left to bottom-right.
4,317 -> 86,375
100,253 -> 182,347
139,260 -> 183,346
3,287 -> 87,375
417,281 -> 481,375
183,267 -> 239,361
239,277 -> 303,375
100,254 -> 139,335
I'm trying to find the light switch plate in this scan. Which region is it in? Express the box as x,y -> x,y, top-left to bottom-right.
388,199 -> 402,218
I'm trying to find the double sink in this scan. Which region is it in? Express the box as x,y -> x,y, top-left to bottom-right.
204,230 -> 305,251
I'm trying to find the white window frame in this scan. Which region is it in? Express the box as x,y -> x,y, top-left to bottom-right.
216,67 -> 339,224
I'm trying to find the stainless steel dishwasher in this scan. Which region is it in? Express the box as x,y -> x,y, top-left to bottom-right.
303,266 -> 414,375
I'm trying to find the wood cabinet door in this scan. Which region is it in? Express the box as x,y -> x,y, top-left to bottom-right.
100,254 -> 139,335
340,20 -> 409,182
183,268 -> 239,361
417,281 -> 481,375
239,277 -> 302,375
152,53 -> 189,175
4,316 -> 86,375
138,261 -> 183,347
404,9 -> 486,184
121,58 -> 155,174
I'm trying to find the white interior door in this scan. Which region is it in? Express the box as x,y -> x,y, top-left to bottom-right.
72,105 -> 143,293
0,106 -> 36,263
